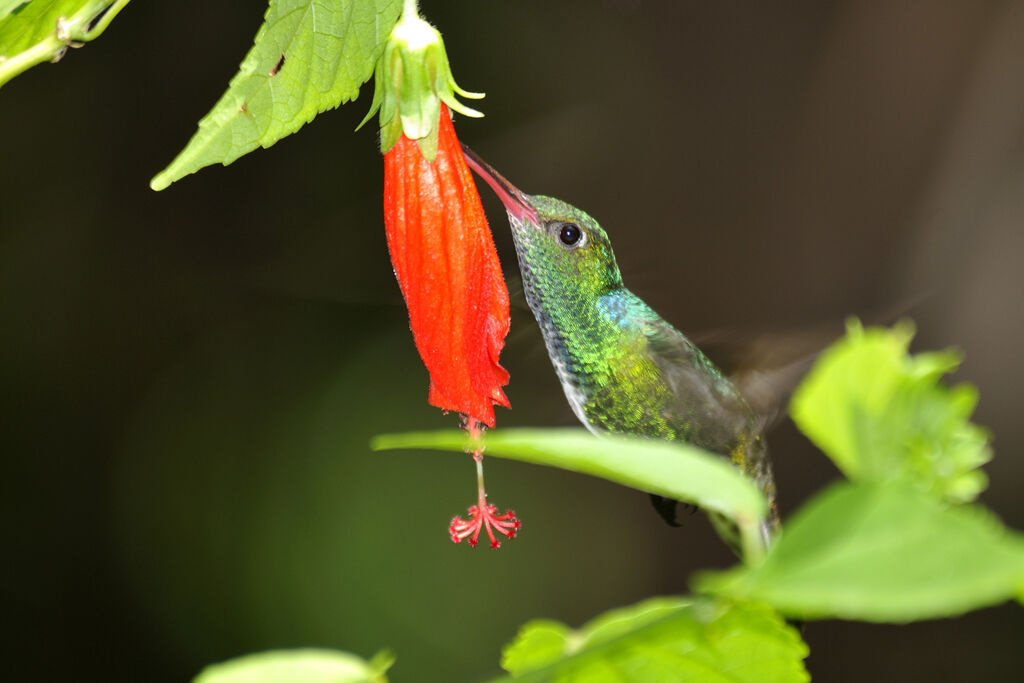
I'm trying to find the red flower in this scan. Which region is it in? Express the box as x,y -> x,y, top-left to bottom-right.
368,5 -> 521,547
383,104 -> 511,428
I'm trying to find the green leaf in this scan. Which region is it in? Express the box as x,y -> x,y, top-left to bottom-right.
790,320 -> 991,502
193,648 -> 393,683
0,2 -> 29,22
695,481 -> 1024,622
0,0 -> 131,90
500,620 -> 572,674
150,0 -> 402,191
372,427 -> 768,537
495,597 -> 809,682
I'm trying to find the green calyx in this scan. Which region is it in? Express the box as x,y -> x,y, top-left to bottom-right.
358,2 -> 483,161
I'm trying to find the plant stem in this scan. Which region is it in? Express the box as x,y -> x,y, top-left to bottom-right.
0,35 -> 62,89
82,0 -> 132,41
0,0 -> 134,90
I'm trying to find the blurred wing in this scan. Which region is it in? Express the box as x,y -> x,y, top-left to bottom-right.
641,318 -> 757,454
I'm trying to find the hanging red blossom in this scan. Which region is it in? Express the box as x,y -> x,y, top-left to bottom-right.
363,2 -> 520,546
383,104 -> 510,427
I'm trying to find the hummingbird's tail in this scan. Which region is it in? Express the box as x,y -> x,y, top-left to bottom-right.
649,434 -> 779,560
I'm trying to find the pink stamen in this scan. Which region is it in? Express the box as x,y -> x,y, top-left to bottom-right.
449,417 -> 521,549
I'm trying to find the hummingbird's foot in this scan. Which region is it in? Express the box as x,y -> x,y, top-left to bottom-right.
449,501 -> 520,548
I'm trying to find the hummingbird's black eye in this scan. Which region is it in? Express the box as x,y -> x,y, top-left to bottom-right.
558,223 -> 582,246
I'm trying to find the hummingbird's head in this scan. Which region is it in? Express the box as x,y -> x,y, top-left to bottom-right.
462,146 -> 624,310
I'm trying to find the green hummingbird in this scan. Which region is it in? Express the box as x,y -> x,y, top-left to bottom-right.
462,145 -> 778,552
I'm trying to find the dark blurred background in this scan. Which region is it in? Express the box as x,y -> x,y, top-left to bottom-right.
3,1 -> 1023,681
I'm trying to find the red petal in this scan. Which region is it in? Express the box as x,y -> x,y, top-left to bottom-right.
383,105 -> 511,427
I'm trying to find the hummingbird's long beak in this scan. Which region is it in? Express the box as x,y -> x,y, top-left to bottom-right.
461,144 -> 540,226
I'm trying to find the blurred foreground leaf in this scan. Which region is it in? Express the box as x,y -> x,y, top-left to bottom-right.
790,320 -> 990,502
194,648 -> 393,683
696,481 -> 1024,622
0,0 -> 130,89
373,428 -> 768,533
496,597 -> 808,682
151,0 -> 401,190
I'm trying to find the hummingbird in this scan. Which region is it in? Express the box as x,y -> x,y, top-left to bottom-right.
462,145 -> 778,552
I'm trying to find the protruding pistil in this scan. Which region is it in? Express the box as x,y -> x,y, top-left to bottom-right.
449,419 -> 521,548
